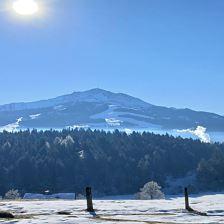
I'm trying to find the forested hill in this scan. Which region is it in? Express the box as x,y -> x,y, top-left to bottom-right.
0,129 -> 223,196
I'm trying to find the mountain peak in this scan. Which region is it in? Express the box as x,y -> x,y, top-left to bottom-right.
72,88 -> 109,95
0,88 -> 151,112
86,88 -> 109,93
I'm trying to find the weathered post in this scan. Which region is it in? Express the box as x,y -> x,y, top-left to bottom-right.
184,187 -> 207,216
86,187 -> 94,212
184,187 -> 190,210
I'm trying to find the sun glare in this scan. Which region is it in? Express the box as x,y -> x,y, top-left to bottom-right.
12,0 -> 39,16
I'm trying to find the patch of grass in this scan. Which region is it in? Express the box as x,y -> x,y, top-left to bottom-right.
14,214 -> 33,219
57,211 -> 72,215
92,216 -> 166,223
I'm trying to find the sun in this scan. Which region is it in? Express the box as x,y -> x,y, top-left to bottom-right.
12,0 -> 39,16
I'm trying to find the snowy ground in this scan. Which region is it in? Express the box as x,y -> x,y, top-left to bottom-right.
0,194 -> 224,223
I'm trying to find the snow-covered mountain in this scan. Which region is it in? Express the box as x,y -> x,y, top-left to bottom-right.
0,88 -> 224,137
0,88 -> 150,112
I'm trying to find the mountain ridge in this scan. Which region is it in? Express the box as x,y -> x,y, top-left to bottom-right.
0,88 -> 224,134
0,88 -> 151,112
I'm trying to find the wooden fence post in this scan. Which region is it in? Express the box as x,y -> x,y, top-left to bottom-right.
86,187 -> 94,212
184,187 -> 207,216
184,187 -> 190,210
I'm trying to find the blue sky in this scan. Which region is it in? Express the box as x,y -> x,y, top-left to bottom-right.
0,0 -> 224,114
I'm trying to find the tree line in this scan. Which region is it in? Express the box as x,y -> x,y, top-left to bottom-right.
0,129 -> 223,196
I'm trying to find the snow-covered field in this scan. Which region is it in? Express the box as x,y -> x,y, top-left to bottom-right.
0,194 -> 224,223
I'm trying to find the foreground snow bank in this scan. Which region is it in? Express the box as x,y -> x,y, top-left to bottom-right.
0,193 -> 224,223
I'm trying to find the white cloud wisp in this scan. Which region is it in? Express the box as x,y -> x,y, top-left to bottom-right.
177,126 -> 211,143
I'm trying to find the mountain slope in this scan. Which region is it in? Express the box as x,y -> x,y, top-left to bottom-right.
0,88 -> 224,132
